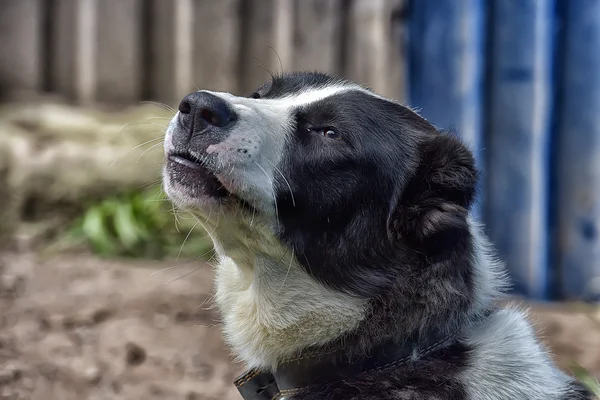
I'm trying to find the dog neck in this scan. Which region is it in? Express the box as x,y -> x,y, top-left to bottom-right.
234,308 -> 497,399
210,215 -> 507,372
209,214 -> 370,370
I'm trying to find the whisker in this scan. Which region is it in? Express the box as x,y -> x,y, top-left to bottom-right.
145,116 -> 172,122
172,203 -> 181,233
138,179 -> 163,189
204,253 -> 218,268
304,255 -> 314,276
132,136 -> 165,150
136,141 -> 165,163
110,135 -> 164,167
177,219 -> 201,260
267,46 -> 284,75
197,206 -> 220,238
265,158 -> 295,207
219,204 -> 229,223
254,56 -> 275,79
202,206 -> 214,225
192,322 -> 222,328
196,290 -> 217,310
150,251 -> 212,276
257,65 -> 272,79
146,187 -> 168,201
252,161 -> 279,229
255,247 -> 290,282
164,265 -> 203,284
146,198 -> 172,203
177,212 -> 199,220
249,199 -> 257,227
115,119 -> 166,136
140,100 -> 177,114
278,249 -> 294,294
143,122 -> 169,129
209,207 -> 221,235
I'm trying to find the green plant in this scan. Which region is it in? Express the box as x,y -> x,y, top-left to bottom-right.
572,364 -> 600,398
68,187 -> 213,259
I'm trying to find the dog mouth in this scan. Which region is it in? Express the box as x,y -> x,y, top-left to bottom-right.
169,152 -> 209,173
165,152 -> 258,215
166,151 -> 230,198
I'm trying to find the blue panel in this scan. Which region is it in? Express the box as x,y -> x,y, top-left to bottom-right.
555,0 -> 600,301
407,0 -> 486,218
486,0 -> 555,300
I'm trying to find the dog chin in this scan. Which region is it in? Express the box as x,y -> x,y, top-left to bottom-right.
162,168 -> 227,212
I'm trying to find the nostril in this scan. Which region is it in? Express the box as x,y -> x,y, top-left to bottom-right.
178,100 -> 192,114
200,109 -> 220,126
199,102 -> 233,127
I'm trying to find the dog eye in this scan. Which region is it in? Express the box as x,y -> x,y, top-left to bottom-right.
250,92 -> 261,99
304,126 -> 342,140
322,129 -> 341,140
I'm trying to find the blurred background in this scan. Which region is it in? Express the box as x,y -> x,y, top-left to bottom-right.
0,0 -> 599,399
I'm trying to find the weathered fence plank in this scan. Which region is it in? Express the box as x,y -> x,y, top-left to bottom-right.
407,0 -> 486,218
556,0 -> 600,301
0,0 -> 43,95
49,0 -> 77,98
486,0 -> 555,300
289,0 -> 344,75
49,0 -> 97,103
148,0 -> 242,106
192,0 -> 241,94
239,0 -> 280,95
147,0 -> 188,106
95,0 -> 144,103
345,0 -> 405,101
273,0 -> 294,72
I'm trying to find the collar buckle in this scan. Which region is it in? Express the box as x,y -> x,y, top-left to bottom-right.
234,369 -> 280,400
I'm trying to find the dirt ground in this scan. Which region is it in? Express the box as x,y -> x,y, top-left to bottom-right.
1,250 -> 599,400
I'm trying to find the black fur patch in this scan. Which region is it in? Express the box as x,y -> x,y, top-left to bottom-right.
561,381 -> 597,399
392,133 -> 478,255
250,71 -> 349,99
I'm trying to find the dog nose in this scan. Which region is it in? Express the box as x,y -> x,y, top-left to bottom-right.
178,91 -> 236,132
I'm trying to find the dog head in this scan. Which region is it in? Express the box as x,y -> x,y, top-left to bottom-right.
163,72 -> 493,368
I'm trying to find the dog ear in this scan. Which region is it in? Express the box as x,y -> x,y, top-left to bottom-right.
388,133 -> 478,252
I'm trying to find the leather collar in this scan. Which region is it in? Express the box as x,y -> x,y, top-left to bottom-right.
234,308 -> 496,400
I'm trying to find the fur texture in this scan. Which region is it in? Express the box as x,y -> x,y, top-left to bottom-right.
162,71 -> 595,399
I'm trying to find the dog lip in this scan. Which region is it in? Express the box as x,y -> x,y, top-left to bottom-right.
165,152 -> 257,213
166,152 -> 231,198
168,153 -> 204,171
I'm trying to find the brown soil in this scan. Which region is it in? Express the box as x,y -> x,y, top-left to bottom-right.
0,250 -> 599,400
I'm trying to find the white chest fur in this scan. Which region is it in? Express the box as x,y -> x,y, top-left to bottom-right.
213,244 -> 368,370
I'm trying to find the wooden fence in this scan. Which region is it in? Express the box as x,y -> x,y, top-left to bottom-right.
0,0 -> 405,105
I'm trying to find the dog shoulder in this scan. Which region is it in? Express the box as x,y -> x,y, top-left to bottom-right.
459,307 -> 588,399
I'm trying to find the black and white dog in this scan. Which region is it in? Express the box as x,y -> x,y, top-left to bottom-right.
162,72 -> 593,399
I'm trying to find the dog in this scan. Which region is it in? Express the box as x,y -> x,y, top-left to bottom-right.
162,71 -> 594,399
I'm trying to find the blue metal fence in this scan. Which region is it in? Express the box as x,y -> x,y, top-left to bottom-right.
407,0 -> 600,301
407,0 -> 486,220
